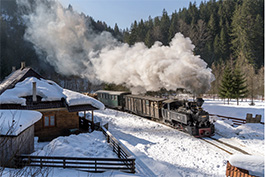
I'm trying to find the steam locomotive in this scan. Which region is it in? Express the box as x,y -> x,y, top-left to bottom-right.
96,90 -> 214,137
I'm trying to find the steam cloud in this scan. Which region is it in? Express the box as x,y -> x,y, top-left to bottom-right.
18,0 -> 215,94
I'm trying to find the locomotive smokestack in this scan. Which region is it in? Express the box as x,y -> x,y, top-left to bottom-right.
196,98 -> 204,108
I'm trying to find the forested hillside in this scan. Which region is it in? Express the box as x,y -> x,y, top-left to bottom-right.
124,0 -> 263,67
0,0 -> 264,97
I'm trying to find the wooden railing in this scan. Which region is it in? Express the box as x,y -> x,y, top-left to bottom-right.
210,114 -> 246,125
16,155 -> 135,173
209,114 -> 264,125
15,123 -> 136,173
101,126 -> 134,161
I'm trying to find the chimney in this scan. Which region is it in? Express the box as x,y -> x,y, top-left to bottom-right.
32,82 -> 37,102
21,62 -> 26,70
12,66 -> 16,72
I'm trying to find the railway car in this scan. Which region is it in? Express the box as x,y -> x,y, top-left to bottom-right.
95,90 -> 214,137
124,94 -> 165,120
96,90 -> 130,110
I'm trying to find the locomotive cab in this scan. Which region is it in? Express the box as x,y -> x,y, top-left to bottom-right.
162,98 -> 214,137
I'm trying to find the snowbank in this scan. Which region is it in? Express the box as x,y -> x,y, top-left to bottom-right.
214,120 -> 264,139
0,77 -> 104,110
229,154 -> 264,176
33,131 -> 117,158
0,110 -> 42,136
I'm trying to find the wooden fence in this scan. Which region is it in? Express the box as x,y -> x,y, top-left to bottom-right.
210,114 -> 246,125
210,114 -> 264,126
15,123 -> 136,173
16,155 -> 135,173
101,125 -> 133,161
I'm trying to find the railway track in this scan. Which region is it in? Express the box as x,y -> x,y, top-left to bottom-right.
150,117 -> 251,156
200,137 -> 250,155
143,115 -> 251,156
109,108 -> 252,156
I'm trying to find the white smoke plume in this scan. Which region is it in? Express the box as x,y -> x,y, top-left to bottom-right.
18,0 -> 215,94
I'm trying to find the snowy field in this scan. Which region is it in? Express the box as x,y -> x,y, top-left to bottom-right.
1,99 -> 264,177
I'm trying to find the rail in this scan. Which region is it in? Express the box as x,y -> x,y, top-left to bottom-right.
15,155 -> 135,173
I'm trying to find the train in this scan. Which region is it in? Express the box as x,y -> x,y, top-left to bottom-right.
95,90 -> 214,137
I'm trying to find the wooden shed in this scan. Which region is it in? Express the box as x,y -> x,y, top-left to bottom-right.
0,64 -> 105,141
0,110 -> 42,167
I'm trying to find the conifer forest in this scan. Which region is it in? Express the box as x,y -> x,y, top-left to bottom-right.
0,0 -> 264,99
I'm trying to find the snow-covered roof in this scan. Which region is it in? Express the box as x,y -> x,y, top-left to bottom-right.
0,77 -> 105,110
0,67 -> 42,95
0,110 -> 42,136
63,89 -> 105,110
96,90 -> 131,95
229,154 -> 264,176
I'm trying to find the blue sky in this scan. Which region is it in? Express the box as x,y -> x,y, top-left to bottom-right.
59,0 -> 204,30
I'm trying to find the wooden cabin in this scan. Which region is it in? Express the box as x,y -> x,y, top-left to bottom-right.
0,110 -> 42,167
0,63 -> 104,141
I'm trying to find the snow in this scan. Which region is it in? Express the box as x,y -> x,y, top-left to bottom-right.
1,99 -> 264,176
32,131 -> 117,158
229,154 -> 264,176
93,109 -> 229,176
0,110 -> 42,136
63,89 -> 105,110
203,99 -> 264,122
0,77 -> 104,110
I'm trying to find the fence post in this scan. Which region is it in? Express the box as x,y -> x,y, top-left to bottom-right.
131,159 -> 135,173
118,146 -> 121,158
40,158 -> 42,169
28,156 -> 31,165
63,158 -> 66,168
107,135 -> 110,143
95,160 -> 97,172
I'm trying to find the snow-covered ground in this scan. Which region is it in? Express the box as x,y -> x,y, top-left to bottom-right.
203,99 -> 264,122
33,131 -> 117,158
1,99 -> 264,177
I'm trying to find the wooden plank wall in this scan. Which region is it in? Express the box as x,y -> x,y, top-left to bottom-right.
226,161 -> 255,177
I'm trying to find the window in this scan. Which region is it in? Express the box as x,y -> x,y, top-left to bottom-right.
44,115 -> 55,127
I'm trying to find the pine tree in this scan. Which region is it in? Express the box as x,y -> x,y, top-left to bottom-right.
232,67 -> 248,105
219,66 -> 234,104
231,0 -> 264,67
160,9 -> 170,45
168,12 -> 178,42
219,27 -> 229,60
145,30 -> 153,48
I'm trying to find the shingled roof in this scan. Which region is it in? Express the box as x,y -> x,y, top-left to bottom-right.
0,67 -> 42,95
